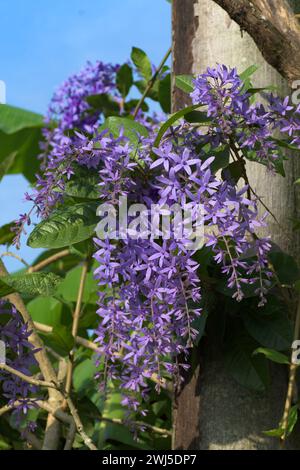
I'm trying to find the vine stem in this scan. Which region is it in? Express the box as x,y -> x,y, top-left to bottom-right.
28,249 -> 70,273
0,252 -> 29,267
65,261 -> 89,396
280,296 -> 300,444
132,47 -> 172,119
0,364 -> 58,389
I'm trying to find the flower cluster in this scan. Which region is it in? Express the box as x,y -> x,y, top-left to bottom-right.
13,61 -> 120,246
13,61 -> 300,419
92,119 -> 273,413
45,61 -> 119,131
191,64 -> 299,170
0,300 -> 39,423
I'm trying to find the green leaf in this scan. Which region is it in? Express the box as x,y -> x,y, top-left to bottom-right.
134,79 -> 159,101
73,359 -> 98,394
221,161 -> 244,183
50,325 -> 74,355
57,266 -> 98,304
27,202 -> 99,249
175,75 -> 194,94
116,64 -> 133,98
69,239 -> 95,259
64,167 -> 100,200
86,94 -> 119,117
244,308 -> 293,351
0,272 -> 62,298
184,111 -> 211,124
27,296 -> 67,327
0,152 -> 16,181
0,222 -> 15,245
240,65 -> 259,82
153,104 -> 202,149
101,116 -> 148,146
263,427 -> 284,437
210,146 -> 230,173
158,73 -> 171,113
286,405 -> 298,437
240,65 -> 259,92
131,47 -> 152,81
272,137 -> 300,152
253,347 -> 290,365
225,335 -> 270,392
0,127 -> 43,183
268,249 -> 300,285
264,405 -> 298,438
0,104 -> 43,134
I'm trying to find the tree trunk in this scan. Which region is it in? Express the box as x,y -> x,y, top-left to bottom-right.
172,0 -> 300,450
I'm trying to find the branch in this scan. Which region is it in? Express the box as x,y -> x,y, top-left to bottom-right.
65,396 -> 98,450
0,363 -> 58,389
0,252 -> 29,268
101,416 -> 172,436
34,321 -> 101,353
28,249 -> 70,273
0,401 -> 21,417
212,0 -> 300,85
38,397 -> 98,450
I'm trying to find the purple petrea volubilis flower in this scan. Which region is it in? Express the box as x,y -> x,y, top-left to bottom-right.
92,119 -> 272,416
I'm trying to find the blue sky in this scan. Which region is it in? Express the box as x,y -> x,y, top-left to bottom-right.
0,0 -> 171,271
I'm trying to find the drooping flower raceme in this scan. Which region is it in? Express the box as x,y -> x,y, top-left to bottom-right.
92,121 -> 272,413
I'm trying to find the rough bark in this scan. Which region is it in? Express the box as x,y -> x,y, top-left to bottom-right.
172,0 -> 300,450
212,0 -> 300,85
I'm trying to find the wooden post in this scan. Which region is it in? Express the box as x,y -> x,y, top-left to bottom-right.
172,0 -> 300,450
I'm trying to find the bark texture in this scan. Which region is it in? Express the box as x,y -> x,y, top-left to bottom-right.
212,0 -> 300,86
172,0 -> 300,450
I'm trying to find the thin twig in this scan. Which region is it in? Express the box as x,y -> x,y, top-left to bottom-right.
39,396 -> 98,450
280,295 -> 300,444
65,261 -> 89,395
66,396 -> 98,450
133,47 -> 171,119
0,401 -> 20,417
0,252 -> 29,268
100,416 -> 172,436
0,363 -> 58,389
28,249 -> 70,273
